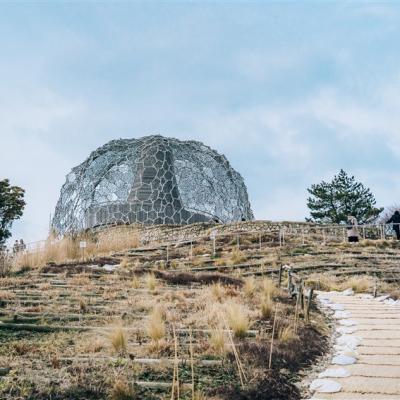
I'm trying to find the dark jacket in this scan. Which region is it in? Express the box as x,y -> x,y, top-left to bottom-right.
387,212 -> 400,225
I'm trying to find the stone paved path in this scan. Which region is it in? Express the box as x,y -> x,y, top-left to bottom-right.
309,291 -> 400,400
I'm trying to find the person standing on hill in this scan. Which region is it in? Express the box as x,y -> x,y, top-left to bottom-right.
347,216 -> 359,243
387,211 -> 400,240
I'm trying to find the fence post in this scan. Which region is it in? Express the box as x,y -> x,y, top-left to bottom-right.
166,244 -> 169,262
236,234 -> 240,251
213,236 -> 216,257
306,288 -> 314,323
279,228 -> 282,247
278,264 -> 283,287
299,280 -> 304,310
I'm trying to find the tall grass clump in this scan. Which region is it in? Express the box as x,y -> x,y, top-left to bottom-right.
110,378 -> 137,400
230,248 -> 246,265
147,306 -> 166,345
225,302 -> 249,338
110,327 -> 127,354
145,273 -> 157,291
260,278 -> 278,298
209,327 -> 227,356
345,276 -> 373,293
278,325 -> 297,343
131,275 -> 141,289
243,277 -> 256,298
260,295 -> 274,320
210,282 -> 225,302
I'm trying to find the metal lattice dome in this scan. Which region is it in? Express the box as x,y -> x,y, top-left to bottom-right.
52,135 -> 254,234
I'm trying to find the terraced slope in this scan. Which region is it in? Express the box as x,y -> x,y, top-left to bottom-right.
1,225 -> 400,399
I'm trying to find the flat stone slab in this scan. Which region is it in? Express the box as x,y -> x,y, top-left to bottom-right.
356,330 -> 400,339
346,364 -> 400,378
357,346 -> 400,355
335,377 -> 400,394
358,355 -> 400,365
312,393 -> 400,399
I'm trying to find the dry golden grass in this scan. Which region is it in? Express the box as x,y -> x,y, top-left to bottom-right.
13,228 -> 139,269
145,273 -> 157,291
214,257 -> 228,266
109,327 -> 127,354
305,273 -> 341,291
243,277 -> 256,298
79,298 -> 87,312
210,282 -> 225,302
209,327 -> 227,356
260,295 -> 274,320
192,245 -> 208,256
229,248 -> 246,265
0,290 -> 16,300
110,378 -> 137,400
260,278 -> 278,298
131,275 -> 141,289
225,302 -> 249,338
278,325 -> 297,342
147,306 -> 166,343
346,276 -> 374,293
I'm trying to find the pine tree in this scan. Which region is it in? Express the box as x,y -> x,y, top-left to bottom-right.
0,179 -> 26,244
306,169 -> 383,224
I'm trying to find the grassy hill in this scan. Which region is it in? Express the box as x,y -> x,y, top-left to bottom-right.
0,221 -> 399,399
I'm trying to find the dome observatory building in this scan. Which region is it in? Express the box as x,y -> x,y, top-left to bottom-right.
52,135 -> 254,234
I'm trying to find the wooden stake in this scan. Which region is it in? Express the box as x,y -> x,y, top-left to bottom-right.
269,304 -> 279,370
278,265 -> 283,287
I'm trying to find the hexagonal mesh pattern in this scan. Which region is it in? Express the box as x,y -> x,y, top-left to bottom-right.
52,135 -> 254,234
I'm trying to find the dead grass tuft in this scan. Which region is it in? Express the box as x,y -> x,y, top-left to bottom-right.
209,326 -> 227,356
210,282 -> 226,302
110,327 -> 127,354
243,277 -> 256,298
260,295 -> 274,320
225,302 -> 249,338
278,326 -> 297,343
147,306 -> 166,344
230,248 -> 246,265
260,278 -> 278,298
110,378 -> 137,400
144,273 -> 157,291
131,275 -> 141,289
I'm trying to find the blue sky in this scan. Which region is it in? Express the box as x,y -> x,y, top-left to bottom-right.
1,1 -> 400,243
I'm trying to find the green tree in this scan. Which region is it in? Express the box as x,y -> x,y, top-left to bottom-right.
0,179 -> 26,244
306,169 -> 383,224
